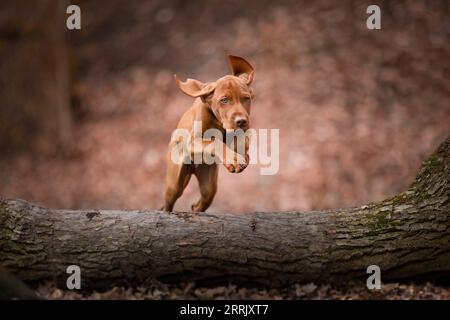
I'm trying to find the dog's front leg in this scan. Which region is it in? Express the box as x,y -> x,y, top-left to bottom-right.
218,139 -> 249,174
188,138 -> 249,173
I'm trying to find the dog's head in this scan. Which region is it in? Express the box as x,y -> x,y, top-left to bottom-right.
175,55 -> 254,131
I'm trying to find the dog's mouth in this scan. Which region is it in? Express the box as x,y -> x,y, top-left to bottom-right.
223,123 -> 249,132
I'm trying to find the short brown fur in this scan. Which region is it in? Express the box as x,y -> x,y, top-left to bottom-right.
162,55 -> 255,212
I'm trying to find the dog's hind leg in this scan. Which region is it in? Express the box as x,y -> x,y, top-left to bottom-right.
163,161 -> 192,212
191,164 -> 218,212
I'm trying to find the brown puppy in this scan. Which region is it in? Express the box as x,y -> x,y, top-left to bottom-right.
162,55 -> 254,212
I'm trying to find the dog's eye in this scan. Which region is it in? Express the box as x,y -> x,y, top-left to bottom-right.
242,96 -> 251,103
220,97 -> 230,104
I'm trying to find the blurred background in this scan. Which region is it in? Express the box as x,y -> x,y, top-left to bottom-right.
0,0 -> 449,212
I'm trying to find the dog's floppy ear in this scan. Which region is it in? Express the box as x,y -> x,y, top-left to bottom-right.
174,75 -> 215,98
228,55 -> 254,85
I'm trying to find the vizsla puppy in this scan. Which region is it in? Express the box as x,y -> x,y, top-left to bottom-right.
162,55 -> 254,212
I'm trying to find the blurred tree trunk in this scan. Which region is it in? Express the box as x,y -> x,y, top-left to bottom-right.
0,138 -> 449,289
0,0 -> 71,155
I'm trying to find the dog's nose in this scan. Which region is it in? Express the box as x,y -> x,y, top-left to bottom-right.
235,117 -> 248,128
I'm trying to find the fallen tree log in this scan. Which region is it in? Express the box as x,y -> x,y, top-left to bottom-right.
1,138 -> 449,289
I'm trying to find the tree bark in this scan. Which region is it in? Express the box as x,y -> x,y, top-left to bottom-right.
1,138 -> 449,289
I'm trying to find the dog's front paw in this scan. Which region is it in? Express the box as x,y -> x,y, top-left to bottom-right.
224,153 -> 249,173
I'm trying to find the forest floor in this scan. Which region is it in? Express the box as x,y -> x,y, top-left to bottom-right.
2,0 -> 449,213
35,281 -> 450,300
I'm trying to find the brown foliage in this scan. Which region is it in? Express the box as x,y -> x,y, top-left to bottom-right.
1,0 -> 449,212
